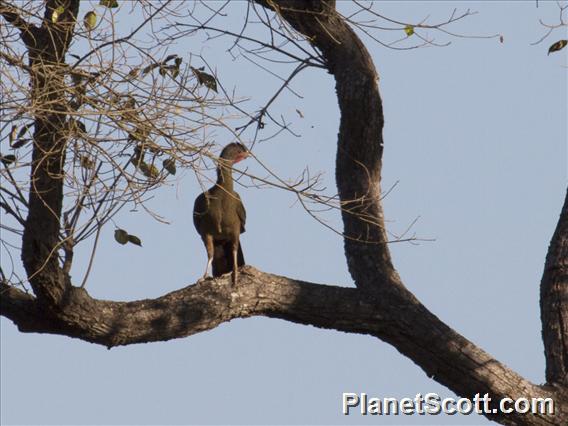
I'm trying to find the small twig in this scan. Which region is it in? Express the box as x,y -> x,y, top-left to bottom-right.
79,222 -> 101,289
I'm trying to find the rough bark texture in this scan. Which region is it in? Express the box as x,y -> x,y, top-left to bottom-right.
1,1 -> 567,425
18,0 -> 79,306
541,189 -> 568,385
1,267 -> 566,425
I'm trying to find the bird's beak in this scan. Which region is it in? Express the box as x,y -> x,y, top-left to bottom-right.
235,151 -> 249,163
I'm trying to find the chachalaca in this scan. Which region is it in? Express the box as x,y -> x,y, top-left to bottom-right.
193,143 -> 248,285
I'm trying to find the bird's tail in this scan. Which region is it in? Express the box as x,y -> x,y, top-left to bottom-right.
212,241 -> 245,277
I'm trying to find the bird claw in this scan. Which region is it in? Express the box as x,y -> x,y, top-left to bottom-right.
239,265 -> 254,276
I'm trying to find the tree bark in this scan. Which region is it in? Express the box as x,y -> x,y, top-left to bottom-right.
19,0 -> 79,306
1,266 -> 566,425
541,189 -> 568,385
1,1 -> 567,425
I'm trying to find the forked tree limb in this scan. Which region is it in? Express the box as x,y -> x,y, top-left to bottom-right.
254,0 -> 568,423
1,266 -> 565,425
1,1 -> 567,424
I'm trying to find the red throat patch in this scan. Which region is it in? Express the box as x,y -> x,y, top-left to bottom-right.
234,152 -> 248,163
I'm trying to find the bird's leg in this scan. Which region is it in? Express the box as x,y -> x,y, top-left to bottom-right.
203,235 -> 214,279
204,257 -> 213,279
231,244 -> 238,286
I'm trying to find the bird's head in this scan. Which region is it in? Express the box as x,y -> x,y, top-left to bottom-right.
219,142 -> 249,164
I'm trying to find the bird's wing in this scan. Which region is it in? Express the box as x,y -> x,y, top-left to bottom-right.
193,192 -> 207,235
235,191 -> 246,233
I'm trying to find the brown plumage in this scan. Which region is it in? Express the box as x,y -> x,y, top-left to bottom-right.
193,143 -> 248,285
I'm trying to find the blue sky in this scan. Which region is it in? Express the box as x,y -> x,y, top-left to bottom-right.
1,1 -> 566,425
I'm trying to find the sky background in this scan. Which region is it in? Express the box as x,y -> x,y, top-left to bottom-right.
1,1 -> 567,425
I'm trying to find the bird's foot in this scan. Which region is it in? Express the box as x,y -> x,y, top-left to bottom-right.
239,265 -> 254,276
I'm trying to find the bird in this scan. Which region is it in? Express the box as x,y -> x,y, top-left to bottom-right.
193,142 -> 248,285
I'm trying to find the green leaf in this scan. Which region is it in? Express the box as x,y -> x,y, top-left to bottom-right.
11,123 -> 33,148
170,66 -> 180,79
114,229 -> 142,247
17,123 -> 33,139
141,63 -> 157,76
132,145 -> 146,169
127,234 -> 142,246
114,229 -> 128,245
191,67 -> 218,92
128,126 -> 148,143
133,145 -> 143,155
12,139 -> 30,149
84,11 -> 97,30
100,0 -> 118,8
127,68 -> 140,80
149,164 -> 160,178
548,39 -> 568,55
1,154 -> 16,166
404,25 -> 414,37
163,158 -> 176,175
9,125 -> 17,145
139,162 -> 159,179
52,6 -> 64,24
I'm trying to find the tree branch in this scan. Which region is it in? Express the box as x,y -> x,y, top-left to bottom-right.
250,1 -> 567,424
0,281 -> 67,334
253,0 -> 398,292
0,0 -> 38,46
541,188 -> 568,385
21,0 -> 80,305
4,1 -> 567,424
1,266 -> 564,424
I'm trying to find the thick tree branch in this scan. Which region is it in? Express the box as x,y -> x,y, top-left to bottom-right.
1,267 -> 564,425
541,188 -> 568,385
0,0 -> 38,46
0,281 -> 68,334
254,0 -> 398,292
21,0 -> 79,305
3,1 -> 567,425
251,1 -> 568,424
